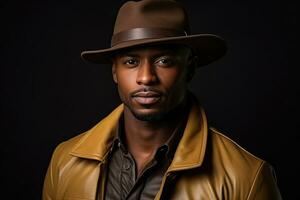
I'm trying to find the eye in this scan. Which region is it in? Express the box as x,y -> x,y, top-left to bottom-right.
155,57 -> 174,67
123,58 -> 139,67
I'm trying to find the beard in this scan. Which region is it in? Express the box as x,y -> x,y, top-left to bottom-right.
123,96 -> 188,122
124,102 -> 167,122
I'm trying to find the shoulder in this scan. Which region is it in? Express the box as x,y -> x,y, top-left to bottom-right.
170,126 -> 281,199
207,128 -> 282,199
208,127 -> 267,187
209,127 -> 264,165
50,131 -> 88,165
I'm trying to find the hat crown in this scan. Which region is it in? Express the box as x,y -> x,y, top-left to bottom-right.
81,0 -> 227,66
113,0 -> 190,35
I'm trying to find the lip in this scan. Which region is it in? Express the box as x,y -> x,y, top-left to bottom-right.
133,91 -> 161,97
133,96 -> 161,105
132,91 -> 161,105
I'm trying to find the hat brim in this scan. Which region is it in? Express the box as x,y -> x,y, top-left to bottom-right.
81,34 -> 227,67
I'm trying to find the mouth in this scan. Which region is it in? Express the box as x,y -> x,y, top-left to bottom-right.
132,91 -> 162,105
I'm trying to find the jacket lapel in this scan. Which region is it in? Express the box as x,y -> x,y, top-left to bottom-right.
168,102 -> 208,172
155,99 -> 208,199
66,105 -> 123,200
69,104 -> 124,161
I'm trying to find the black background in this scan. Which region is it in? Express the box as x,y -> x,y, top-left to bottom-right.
1,0 -> 298,199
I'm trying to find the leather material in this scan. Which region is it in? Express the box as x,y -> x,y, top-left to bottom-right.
43,100 -> 282,200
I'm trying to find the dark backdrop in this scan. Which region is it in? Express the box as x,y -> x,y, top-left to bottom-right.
1,0 -> 298,199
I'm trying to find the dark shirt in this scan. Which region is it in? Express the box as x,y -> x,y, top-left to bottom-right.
103,116 -> 185,200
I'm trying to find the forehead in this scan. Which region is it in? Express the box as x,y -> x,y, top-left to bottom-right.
112,44 -> 191,58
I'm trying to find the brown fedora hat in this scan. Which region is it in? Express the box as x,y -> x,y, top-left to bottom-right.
81,0 -> 227,67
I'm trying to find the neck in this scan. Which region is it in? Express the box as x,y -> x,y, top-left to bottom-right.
123,98 -> 188,155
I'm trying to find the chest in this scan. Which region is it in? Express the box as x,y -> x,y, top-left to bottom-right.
104,146 -> 170,200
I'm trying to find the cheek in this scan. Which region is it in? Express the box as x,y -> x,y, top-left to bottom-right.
158,68 -> 187,91
116,69 -> 137,96
158,68 -> 187,107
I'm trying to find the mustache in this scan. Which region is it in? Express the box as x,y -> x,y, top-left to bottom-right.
130,87 -> 164,97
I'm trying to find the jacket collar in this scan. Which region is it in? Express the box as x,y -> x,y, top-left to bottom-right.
168,99 -> 208,172
70,97 -> 208,170
70,105 -> 124,161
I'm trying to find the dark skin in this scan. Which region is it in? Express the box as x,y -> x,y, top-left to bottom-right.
112,44 -> 195,176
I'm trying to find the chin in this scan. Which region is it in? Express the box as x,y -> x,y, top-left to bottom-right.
130,107 -> 166,122
133,111 -> 165,121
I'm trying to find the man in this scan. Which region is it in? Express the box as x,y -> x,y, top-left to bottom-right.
43,0 -> 282,199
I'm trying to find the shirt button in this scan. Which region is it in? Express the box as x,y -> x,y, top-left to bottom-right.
161,148 -> 166,153
167,173 -> 177,181
123,159 -> 131,170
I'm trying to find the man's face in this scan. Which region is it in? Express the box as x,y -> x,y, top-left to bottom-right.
112,44 -> 192,121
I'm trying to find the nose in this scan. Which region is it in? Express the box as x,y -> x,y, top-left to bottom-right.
136,60 -> 158,85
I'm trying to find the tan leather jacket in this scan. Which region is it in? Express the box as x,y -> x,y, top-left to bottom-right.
43,103 -> 282,200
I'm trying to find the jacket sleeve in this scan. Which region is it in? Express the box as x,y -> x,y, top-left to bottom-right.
42,144 -> 63,200
247,162 -> 282,200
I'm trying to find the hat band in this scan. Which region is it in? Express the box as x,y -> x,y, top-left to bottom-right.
111,28 -> 187,46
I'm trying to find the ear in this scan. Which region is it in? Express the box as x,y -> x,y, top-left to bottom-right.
112,63 -> 118,83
